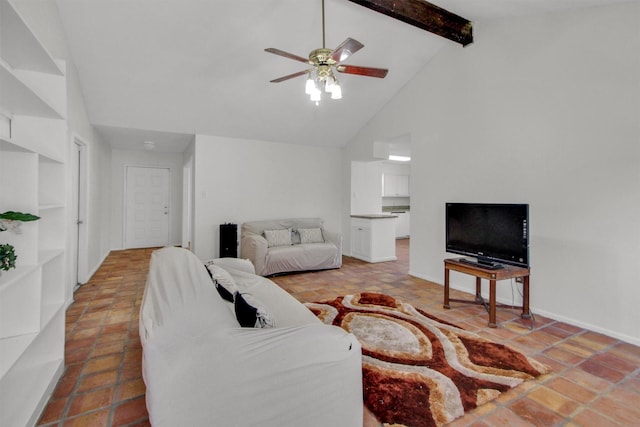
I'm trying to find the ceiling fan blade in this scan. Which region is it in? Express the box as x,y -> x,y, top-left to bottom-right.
270,70 -> 311,83
264,48 -> 310,64
336,65 -> 388,78
330,38 -> 364,63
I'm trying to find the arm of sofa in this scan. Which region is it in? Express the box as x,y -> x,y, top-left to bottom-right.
322,229 -> 343,256
241,234 -> 268,276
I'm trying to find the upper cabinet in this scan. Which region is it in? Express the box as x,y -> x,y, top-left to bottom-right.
382,174 -> 410,197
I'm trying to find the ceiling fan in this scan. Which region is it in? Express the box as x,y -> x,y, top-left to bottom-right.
265,0 -> 388,103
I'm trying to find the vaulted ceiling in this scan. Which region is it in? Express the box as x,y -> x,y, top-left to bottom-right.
54,0 -> 626,151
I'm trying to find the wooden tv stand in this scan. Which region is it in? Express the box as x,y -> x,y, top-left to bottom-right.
443,258 -> 531,328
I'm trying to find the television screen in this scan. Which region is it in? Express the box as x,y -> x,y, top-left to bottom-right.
446,203 -> 529,268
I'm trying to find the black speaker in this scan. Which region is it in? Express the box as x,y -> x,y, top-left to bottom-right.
219,223 -> 237,258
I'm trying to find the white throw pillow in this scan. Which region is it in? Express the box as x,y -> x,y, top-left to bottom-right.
206,264 -> 239,300
264,228 -> 292,247
298,227 -> 324,244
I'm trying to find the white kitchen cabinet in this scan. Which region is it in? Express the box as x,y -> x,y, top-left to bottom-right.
351,222 -> 371,260
393,211 -> 410,238
350,216 -> 397,263
382,174 -> 410,197
0,1 -> 67,425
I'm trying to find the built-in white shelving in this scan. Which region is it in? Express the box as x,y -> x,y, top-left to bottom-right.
0,0 -> 67,425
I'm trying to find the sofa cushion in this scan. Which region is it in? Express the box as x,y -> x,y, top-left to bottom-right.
266,242 -> 339,275
264,228 -> 292,247
234,292 -> 276,328
206,264 -> 239,302
298,228 -> 324,244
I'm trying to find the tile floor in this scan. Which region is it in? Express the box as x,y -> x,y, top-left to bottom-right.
37,240 -> 640,426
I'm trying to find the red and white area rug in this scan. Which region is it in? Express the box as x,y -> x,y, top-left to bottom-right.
305,292 -> 550,427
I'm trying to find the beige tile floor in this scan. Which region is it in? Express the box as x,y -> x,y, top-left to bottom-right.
37,240 -> 640,426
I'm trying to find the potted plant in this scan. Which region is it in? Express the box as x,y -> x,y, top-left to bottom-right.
0,211 -> 40,273
0,243 -> 17,271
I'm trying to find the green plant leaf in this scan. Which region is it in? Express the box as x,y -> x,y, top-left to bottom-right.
0,211 -> 40,222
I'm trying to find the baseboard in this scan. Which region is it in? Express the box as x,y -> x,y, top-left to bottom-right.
407,271 -> 640,346
531,308 -> 640,347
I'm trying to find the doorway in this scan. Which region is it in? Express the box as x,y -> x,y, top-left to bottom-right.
181,156 -> 193,250
124,166 -> 170,248
72,137 -> 88,290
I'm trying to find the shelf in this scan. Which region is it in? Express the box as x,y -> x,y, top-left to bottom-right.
0,0 -> 64,75
9,115 -> 67,159
38,157 -> 66,207
41,253 -> 65,308
0,358 -> 64,427
38,203 -> 65,211
0,1 -> 67,423
0,301 -> 63,379
0,136 -> 33,153
38,151 -> 64,164
0,267 -> 41,339
0,59 -> 63,119
39,248 -> 64,265
0,263 -> 38,290
0,331 -> 37,378
38,209 -> 65,252
41,302 -> 64,329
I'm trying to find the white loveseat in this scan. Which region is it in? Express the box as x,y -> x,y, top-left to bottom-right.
139,246 -> 362,427
241,218 -> 342,276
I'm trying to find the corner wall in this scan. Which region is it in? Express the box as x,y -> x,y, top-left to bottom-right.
345,4 -> 640,344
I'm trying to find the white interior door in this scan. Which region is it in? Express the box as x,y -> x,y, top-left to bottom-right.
125,166 -> 170,249
181,156 -> 193,250
73,138 -> 88,288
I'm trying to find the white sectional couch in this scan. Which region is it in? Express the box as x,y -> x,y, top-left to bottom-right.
241,218 -> 342,276
139,246 -> 362,427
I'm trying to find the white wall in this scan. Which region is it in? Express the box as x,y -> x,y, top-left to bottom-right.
345,4 -> 640,344
350,161 -> 383,215
110,150 -> 183,249
193,135 -> 343,260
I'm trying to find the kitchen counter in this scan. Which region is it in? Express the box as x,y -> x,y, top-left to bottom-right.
350,214 -> 397,219
350,215 -> 397,263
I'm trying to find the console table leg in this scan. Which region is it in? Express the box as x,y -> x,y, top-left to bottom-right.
489,279 -> 497,327
521,275 -> 531,319
474,277 -> 483,303
444,268 -> 450,309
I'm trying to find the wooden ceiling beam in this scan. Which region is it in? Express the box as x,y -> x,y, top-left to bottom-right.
347,0 -> 473,47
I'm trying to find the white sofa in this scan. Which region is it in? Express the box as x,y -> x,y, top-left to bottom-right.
139,246 -> 362,427
241,218 -> 342,276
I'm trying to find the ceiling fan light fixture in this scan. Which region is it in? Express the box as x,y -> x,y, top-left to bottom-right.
389,155 -> 411,162
266,0 -> 387,104
325,75 -> 336,92
305,76 -> 316,95
310,88 -> 322,102
330,82 -> 342,99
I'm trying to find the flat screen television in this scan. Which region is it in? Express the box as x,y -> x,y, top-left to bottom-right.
445,203 -> 529,269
